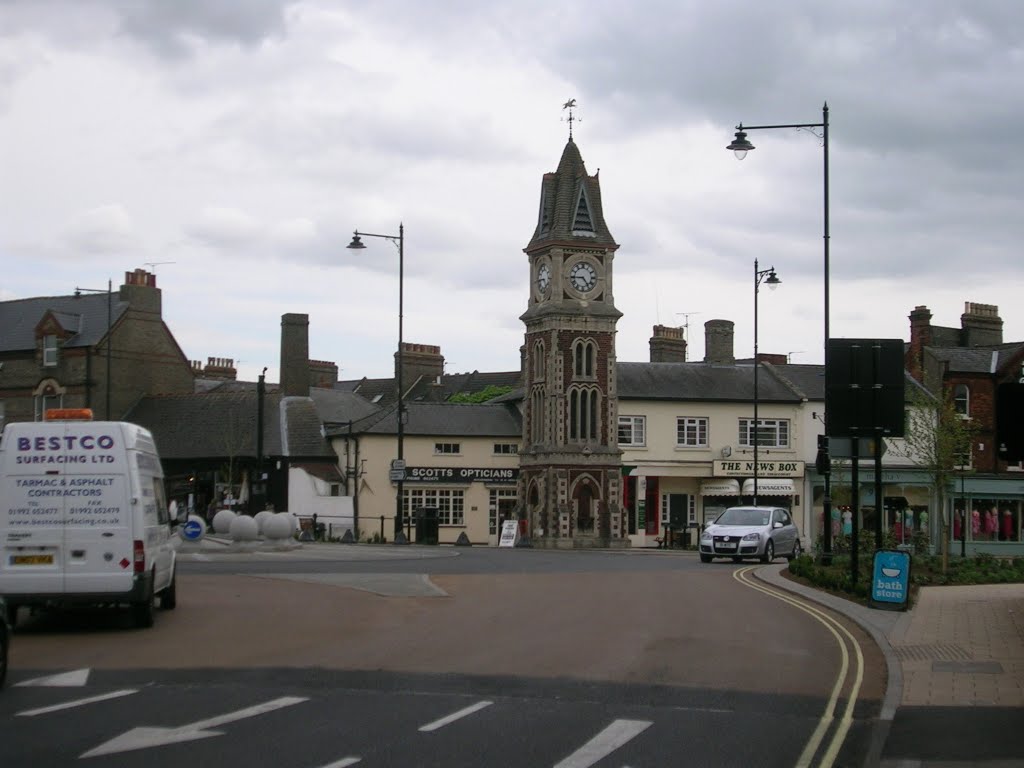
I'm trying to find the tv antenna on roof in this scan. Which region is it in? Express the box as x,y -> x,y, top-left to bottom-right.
675,311 -> 701,339
144,261 -> 176,272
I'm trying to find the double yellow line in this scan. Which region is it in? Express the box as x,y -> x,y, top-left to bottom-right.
733,566 -> 864,768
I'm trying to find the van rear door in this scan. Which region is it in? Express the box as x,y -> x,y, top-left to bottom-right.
60,422 -> 133,596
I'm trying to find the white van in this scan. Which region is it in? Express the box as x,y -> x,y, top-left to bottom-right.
0,409 -> 181,628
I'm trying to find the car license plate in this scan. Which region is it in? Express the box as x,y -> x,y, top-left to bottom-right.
717,542 -> 737,550
11,554 -> 54,565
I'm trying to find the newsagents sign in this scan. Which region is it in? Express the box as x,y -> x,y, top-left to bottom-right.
403,467 -> 518,484
713,460 -> 805,477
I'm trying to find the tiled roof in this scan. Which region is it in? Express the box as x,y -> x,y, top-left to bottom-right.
928,342 -> 1024,374
332,401 -> 522,438
0,292 -> 128,352
617,361 -> 805,403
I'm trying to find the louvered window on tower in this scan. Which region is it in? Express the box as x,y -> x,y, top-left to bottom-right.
538,189 -> 550,233
573,188 -> 594,233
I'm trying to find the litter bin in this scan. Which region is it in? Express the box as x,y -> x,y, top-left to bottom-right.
415,507 -> 439,544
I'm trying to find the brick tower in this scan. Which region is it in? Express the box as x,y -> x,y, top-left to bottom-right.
518,135 -> 625,548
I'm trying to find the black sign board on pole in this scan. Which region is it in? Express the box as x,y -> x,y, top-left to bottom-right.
997,382 -> 1024,462
826,339 -> 905,438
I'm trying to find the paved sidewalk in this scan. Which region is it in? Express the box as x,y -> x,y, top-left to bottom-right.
756,565 -> 1024,766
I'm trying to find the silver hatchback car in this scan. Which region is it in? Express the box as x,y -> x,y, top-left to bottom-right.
699,505 -> 802,563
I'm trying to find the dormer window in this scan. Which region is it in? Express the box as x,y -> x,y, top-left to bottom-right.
42,334 -> 59,366
572,186 -> 595,236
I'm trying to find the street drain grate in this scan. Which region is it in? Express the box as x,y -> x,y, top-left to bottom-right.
893,643 -> 970,662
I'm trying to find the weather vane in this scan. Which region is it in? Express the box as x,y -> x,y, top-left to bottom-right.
562,98 -> 580,139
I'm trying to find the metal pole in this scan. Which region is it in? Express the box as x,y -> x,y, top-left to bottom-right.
753,259 -> 760,506
821,102 -> 833,564
395,223 -> 405,540
105,279 -> 112,420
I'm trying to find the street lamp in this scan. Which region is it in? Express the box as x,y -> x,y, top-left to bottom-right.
74,279 -> 113,420
752,260 -> 781,505
727,102 -> 832,558
347,224 -> 408,543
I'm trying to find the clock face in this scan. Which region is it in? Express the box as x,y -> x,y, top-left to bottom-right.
569,261 -> 598,293
537,263 -> 551,292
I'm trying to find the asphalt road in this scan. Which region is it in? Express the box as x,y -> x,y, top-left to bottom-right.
2,546 -> 887,767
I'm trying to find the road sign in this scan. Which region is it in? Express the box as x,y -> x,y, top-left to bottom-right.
181,519 -> 204,542
389,469 -> 407,482
391,459 -> 406,471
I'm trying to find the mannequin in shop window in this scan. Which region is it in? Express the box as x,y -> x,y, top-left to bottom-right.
953,510 -> 963,541
1001,509 -> 1014,541
985,509 -> 998,541
971,508 -> 981,540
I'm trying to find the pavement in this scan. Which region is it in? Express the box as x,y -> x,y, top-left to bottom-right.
756,563 -> 1024,768
182,536 -> 1024,766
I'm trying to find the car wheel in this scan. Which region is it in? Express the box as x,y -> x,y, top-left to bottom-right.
132,583 -> 155,629
161,571 -> 177,610
787,540 -> 803,561
700,554 -> 712,563
761,540 -> 775,564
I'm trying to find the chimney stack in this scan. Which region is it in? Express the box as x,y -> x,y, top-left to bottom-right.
960,302 -> 1002,347
649,324 -> 687,362
704,319 -> 735,365
280,313 -> 310,397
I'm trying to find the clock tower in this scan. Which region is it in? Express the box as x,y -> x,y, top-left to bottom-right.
518,135 -> 625,548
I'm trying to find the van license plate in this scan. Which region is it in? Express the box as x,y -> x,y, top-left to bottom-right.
11,554 -> 54,565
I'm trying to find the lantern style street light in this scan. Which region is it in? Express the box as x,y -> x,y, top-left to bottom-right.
728,102 -> 832,558
347,225 -> 408,542
752,260 -> 781,505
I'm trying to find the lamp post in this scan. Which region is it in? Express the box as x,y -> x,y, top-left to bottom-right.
347,224 -> 408,543
74,279 -> 113,420
727,102 -> 831,559
752,260 -> 781,505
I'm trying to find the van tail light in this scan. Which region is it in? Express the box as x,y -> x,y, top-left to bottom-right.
133,540 -> 146,574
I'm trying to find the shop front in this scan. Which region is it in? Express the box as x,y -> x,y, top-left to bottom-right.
709,459 -> 804,528
948,475 -> 1024,556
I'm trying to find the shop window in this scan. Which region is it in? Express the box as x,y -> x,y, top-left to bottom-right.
489,489 -> 517,535
403,488 -> 465,526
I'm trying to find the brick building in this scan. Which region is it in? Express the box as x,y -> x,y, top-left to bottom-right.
0,268 -> 194,425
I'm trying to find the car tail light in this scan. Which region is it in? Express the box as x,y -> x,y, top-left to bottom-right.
133,540 -> 145,574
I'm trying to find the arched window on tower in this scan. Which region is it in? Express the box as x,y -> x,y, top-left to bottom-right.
573,338 -> 596,380
568,385 -> 600,441
954,384 -> 970,418
531,386 -> 545,444
533,340 -> 545,381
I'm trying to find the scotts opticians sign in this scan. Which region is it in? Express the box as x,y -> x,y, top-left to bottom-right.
713,460 -> 804,478
404,467 -> 519,484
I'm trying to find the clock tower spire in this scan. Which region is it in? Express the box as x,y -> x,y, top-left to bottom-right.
519,131 -> 625,548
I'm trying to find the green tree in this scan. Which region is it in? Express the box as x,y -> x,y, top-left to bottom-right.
447,385 -> 514,404
890,383 -> 979,571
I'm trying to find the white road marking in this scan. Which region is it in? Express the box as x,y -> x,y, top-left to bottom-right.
16,668 -> 91,687
17,689 -> 137,717
80,696 -> 308,758
319,759 -> 361,767
551,719 -> 652,768
419,700 -> 494,732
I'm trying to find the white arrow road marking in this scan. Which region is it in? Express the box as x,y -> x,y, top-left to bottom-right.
16,668 -> 91,687
552,719 -> 652,768
419,700 -> 493,732
319,758 -> 361,768
80,696 -> 308,758
18,689 -> 137,717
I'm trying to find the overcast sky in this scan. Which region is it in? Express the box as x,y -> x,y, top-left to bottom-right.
2,1 -> 1022,384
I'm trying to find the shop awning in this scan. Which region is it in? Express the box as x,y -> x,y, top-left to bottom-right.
700,478 -> 740,496
741,478 -> 795,496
